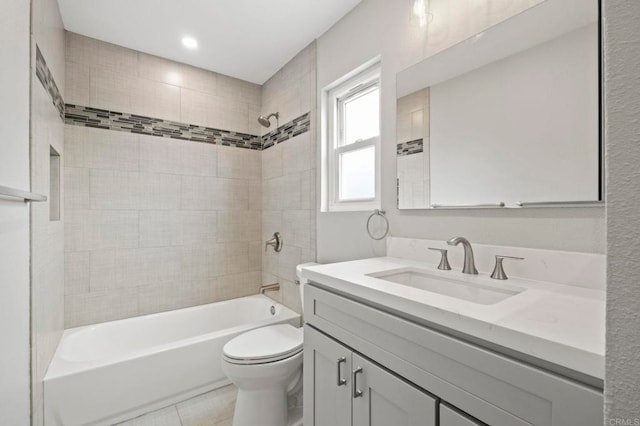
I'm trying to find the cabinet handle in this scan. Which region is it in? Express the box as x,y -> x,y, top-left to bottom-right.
352,367 -> 363,398
337,357 -> 347,386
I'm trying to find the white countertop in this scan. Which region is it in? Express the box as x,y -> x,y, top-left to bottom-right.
302,257 -> 605,380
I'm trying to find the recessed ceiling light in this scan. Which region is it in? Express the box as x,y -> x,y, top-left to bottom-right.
182,36 -> 198,50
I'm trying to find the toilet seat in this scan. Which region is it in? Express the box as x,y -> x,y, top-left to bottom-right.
223,324 -> 303,365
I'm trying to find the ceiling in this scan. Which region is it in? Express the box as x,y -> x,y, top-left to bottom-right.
57,0 -> 362,84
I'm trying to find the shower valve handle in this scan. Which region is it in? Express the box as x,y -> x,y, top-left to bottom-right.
265,232 -> 283,252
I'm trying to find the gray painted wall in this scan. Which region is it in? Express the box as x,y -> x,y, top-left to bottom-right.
316,0 -> 604,265
604,0 -> 640,421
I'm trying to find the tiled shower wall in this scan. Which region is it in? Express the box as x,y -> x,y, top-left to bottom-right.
64,32 -> 263,327
261,43 -> 317,313
31,0 -> 66,423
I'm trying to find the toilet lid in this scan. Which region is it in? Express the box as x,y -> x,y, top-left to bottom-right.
223,324 -> 303,365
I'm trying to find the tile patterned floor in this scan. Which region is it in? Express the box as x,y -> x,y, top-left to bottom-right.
116,385 -> 236,426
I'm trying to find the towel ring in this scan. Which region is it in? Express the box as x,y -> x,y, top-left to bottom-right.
366,209 -> 389,240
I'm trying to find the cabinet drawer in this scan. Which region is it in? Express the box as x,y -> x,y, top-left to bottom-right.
305,284 -> 603,426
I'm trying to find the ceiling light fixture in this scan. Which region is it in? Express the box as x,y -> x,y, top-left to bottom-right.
181,36 -> 198,50
412,0 -> 433,28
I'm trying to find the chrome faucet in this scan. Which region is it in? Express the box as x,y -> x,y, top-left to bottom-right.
446,237 -> 478,275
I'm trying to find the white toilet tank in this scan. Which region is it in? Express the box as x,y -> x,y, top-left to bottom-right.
295,263 -> 317,315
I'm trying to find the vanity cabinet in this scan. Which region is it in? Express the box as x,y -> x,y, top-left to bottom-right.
440,405 -> 483,426
303,284 -> 603,426
304,325 -> 437,426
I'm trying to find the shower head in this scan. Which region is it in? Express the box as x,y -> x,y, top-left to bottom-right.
257,112 -> 279,128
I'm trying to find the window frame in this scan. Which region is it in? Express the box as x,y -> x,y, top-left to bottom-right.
324,63 -> 381,212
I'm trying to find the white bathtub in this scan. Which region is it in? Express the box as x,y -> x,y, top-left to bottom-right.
44,295 -> 300,426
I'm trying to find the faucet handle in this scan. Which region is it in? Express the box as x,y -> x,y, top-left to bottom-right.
491,255 -> 524,280
429,248 -> 451,271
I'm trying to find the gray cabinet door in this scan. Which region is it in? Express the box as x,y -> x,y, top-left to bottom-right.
352,353 -> 437,426
304,325 -> 352,426
440,404 -> 484,426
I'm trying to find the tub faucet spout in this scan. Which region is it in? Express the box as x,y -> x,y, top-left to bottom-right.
260,283 -> 280,295
446,236 -> 478,275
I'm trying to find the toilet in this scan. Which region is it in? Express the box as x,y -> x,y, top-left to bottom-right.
221,263 -> 316,426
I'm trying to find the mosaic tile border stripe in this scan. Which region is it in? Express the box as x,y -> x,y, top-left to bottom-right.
397,138 -> 424,156
262,113 -> 310,150
64,106 -> 312,151
35,45 -> 65,121
65,104 -> 263,150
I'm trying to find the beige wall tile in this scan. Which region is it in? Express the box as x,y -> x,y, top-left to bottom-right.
139,135 -> 182,175
263,249 -> 279,279
281,132 -> 313,175
178,140 -> 217,177
64,126 -> 139,171
139,211 -> 183,248
263,174 -> 301,211
137,279 -> 217,316
137,53 -> 183,86
182,211 -> 217,246
278,245 -> 302,284
216,271 -> 261,301
66,32 -> 138,76
217,74 -> 260,105
131,79 -> 181,122
65,61 -> 90,105
138,172 -> 182,210
248,103 -> 263,136
261,42 -> 316,131
261,144 -> 283,180
64,167 -> 90,210
262,210 -> 283,241
282,210 -> 312,250
181,176 -> 249,211
225,242 -> 250,275
90,169 -> 140,210
217,146 -> 260,179
84,130 -> 139,171
180,88 -> 216,127
300,169 -> 316,210
63,125 -> 86,167
65,210 -> 139,252
181,64 -> 217,95
248,179 -> 262,211
208,97 -> 251,135
180,244 -> 226,282
248,242 -> 262,272
64,251 -> 90,295
217,210 -> 261,242
65,287 -> 138,327
90,247 -> 181,291
90,68 -> 135,112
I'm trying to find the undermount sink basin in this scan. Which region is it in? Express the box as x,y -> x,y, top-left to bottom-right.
367,268 -> 523,305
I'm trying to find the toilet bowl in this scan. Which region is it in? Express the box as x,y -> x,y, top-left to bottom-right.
221,262 -> 317,426
222,324 -> 303,426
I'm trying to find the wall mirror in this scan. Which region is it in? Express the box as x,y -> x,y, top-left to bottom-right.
396,0 -> 601,209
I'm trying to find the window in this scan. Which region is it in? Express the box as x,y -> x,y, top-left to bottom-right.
323,62 -> 381,211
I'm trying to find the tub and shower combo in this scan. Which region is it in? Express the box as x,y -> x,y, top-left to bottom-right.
44,295 -> 300,425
